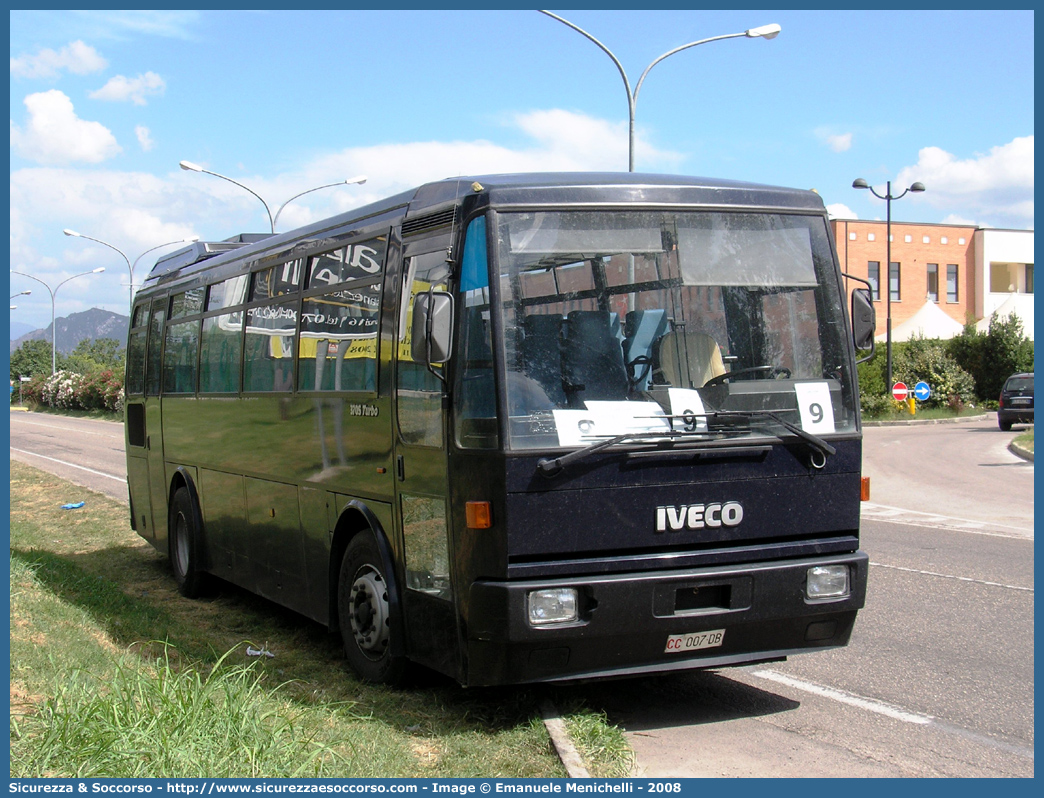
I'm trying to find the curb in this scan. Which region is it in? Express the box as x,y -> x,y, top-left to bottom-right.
863,413 -> 987,427
540,700 -> 591,779
9,406 -> 29,412
1009,441 -> 1034,462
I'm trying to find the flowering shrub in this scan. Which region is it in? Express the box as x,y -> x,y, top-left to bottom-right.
24,369 -> 124,415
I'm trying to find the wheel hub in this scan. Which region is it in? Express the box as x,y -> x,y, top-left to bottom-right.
349,566 -> 390,656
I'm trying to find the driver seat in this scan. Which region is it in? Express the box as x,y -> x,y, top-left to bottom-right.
656,330 -> 726,389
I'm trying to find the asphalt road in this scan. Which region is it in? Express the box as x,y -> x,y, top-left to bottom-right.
8,410 -> 1035,777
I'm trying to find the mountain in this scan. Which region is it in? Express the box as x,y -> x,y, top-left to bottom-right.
10,321 -> 35,340
10,308 -> 130,354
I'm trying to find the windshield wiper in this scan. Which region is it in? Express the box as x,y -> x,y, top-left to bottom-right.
536,429 -> 712,476
708,410 -> 836,462
535,411 -> 835,477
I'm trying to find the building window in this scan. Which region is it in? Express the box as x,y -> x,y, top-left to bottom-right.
941,237 -> 948,245
868,233 -> 876,242
958,237 -> 966,246
1027,264 -> 1034,295
904,234 -> 912,243
889,262 -> 901,301
946,265 -> 958,303
868,262 -> 881,301
923,236 -> 931,244
927,264 -> 938,302
849,232 -> 857,240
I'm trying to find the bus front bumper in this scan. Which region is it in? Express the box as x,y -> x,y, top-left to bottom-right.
464,551 -> 868,686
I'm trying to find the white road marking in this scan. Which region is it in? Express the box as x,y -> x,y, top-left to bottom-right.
870,561 -> 1032,592
861,501 -> 1032,537
10,447 -> 127,483
752,670 -> 933,725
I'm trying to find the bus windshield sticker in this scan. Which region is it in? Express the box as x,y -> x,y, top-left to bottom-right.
667,388 -> 708,432
794,382 -> 836,434
552,401 -> 669,447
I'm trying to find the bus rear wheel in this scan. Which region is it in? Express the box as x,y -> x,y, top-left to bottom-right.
337,534 -> 405,685
169,486 -> 208,598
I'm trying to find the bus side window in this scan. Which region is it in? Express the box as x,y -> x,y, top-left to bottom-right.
145,299 -> 167,396
126,303 -> 149,396
397,251 -> 450,447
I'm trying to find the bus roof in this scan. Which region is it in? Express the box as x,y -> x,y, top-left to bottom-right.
143,172 -> 825,295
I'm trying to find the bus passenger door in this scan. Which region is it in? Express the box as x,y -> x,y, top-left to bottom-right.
393,247 -> 459,678
144,298 -> 169,543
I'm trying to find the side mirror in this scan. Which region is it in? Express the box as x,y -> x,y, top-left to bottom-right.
411,290 -> 454,366
851,288 -> 875,351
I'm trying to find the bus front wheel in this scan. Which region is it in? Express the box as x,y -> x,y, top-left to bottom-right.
338,534 -> 405,685
169,486 -> 208,598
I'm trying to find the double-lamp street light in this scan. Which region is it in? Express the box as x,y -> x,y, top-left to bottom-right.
10,267 -> 105,375
851,177 -> 926,394
11,289 -> 31,310
538,10 -> 780,172
63,230 -> 199,313
179,161 -> 368,233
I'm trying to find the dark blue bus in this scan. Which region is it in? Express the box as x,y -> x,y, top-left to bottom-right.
125,173 -> 873,685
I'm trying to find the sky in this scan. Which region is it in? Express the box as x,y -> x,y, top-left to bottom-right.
9,9 -> 1035,333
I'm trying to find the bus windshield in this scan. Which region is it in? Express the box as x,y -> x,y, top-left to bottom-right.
493,209 -> 856,451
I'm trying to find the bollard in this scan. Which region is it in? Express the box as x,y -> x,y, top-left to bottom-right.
908,396 -> 916,415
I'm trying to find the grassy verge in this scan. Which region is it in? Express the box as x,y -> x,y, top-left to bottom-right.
9,461 -> 632,778
862,405 -> 985,422
1013,428 -> 1034,453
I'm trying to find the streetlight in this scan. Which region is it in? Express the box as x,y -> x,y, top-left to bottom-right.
10,267 -> 105,374
538,10 -> 780,171
179,160 -> 367,233
63,230 -> 199,313
852,177 -> 926,394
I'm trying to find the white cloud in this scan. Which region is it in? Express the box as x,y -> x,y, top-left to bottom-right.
10,90 -> 122,165
896,136 -> 1033,228
815,127 -> 853,153
135,125 -> 155,152
827,203 -> 857,220
89,72 -> 166,105
9,108 -> 685,322
10,40 -> 107,79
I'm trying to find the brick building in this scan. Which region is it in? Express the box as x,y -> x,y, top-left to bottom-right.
830,220 -> 1034,340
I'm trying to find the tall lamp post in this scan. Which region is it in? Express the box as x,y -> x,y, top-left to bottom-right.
11,290 -> 31,309
63,230 -> 199,313
11,267 -> 105,374
852,178 -> 926,393
179,161 -> 367,233
538,10 -> 780,172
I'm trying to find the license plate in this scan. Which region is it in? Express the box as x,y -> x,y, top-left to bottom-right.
1011,397 -> 1031,404
665,629 -> 725,653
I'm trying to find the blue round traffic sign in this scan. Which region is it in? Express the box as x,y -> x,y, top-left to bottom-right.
913,381 -> 931,401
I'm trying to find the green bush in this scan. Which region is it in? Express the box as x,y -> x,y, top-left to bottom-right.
948,313 -> 1034,401
892,335 -> 975,408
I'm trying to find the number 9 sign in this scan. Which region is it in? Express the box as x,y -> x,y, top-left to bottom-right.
794,382 -> 836,433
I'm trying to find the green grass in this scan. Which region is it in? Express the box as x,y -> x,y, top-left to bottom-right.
1013,427 -> 1034,453
9,461 -> 633,779
862,404 -> 985,422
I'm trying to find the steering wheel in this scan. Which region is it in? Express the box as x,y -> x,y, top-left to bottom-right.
703,366 -> 790,387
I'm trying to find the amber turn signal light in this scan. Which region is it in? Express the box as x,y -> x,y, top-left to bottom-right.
466,501 -> 493,529
860,476 -> 871,502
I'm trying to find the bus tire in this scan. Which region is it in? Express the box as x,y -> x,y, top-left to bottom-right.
169,486 -> 208,598
338,533 -> 405,685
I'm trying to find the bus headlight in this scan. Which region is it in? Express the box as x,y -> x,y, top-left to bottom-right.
527,588 -> 578,626
806,565 -> 850,601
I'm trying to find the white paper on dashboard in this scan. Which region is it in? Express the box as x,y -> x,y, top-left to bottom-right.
666,388 -> 708,431
552,401 -> 669,447
794,382 -> 835,433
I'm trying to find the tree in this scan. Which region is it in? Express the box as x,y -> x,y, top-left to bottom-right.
947,313 -> 1034,401
10,339 -> 64,380
66,337 -> 125,375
